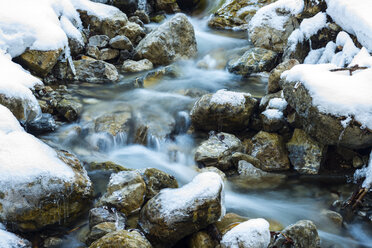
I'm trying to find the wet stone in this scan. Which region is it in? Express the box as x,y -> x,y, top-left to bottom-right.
89,35 -> 110,48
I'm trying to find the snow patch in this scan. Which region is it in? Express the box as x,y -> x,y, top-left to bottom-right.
0,229 -> 30,248
326,0 -> 372,52
262,109 -> 284,120
210,89 -> 250,107
221,218 -> 271,248
287,12 -> 328,52
268,98 -> 288,111
282,63 -> 372,129
249,0 -> 304,31
0,105 -> 24,134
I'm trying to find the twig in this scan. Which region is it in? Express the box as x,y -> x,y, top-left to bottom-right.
330,64 -> 368,76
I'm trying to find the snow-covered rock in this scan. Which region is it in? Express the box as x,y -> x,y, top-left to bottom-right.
326,0 -> 372,52
268,59 -> 299,93
139,172 -> 225,247
190,90 -> 257,132
0,104 -> 92,231
248,0 -> 303,52
97,171 -> 146,216
281,63 -> 372,148
221,218 -> 270,248
208,0 -> 275,30
0,229 -> 31,248
135,14 -> 197,65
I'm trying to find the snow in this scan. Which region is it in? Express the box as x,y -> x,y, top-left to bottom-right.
326,0 -> 372,52
304,48 -> 325,64
354,151 -> 372,189
0,52 -> 41,120
0,103 -> 76,216
0,105 -> 24,134
262,109 -> 284,120
268,98 -> 288,111
0,0 -> 120,57
249,0 -> 304,31
220,218 -> 270,248
287,12 -> 328,52
317,41 -> 336,64
156,172 -> 225,223
210,89 -> 250,107
282,63 -> 372,129
331,32 -> 360,67
0,229 -> 30,248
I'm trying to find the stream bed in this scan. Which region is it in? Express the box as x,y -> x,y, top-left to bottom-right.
40,13 -> 372,248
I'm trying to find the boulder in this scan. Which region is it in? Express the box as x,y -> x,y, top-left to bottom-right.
79,9 -> 128,38
208,0 -> 275,30
270,220 -> 320,248
97,171 -> 146,216
220,218 -> 271,248
227,47 -> 279,77
16,49 -> 62,77
88,35 -> 110,48
139,172 -> 224,247
248,1 -> 300,53
0,229 -> 31,248
286,129 -> 325,175
73,59 -> 119,83
267,59 -> 299,94
89,230 -> 152,248
260,109 -> 286,133
246,131 -> 290,171
190,90 -> 257,132
120,22 -> 146,45
134,10 -> 150,24
99,48 -> 120,61
89,207 -> 127,229
281,79 -> 372,149
195,132 -> 243,171
122,59 -> 154,73
92,105 -> 132,139
109,35 -> 134,50
56,98 -> 83,122
0,145 -> 92,232
136,13 -> 197,65
139,168 -> 178,201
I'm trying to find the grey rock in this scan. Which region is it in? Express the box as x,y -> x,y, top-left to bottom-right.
136,13 -> 197,65
281,79 -> 372,149
89,207 -> 127,229
97,171 -> 146,216
267,59 -> 299,94
89,35 -> 110,48
286,129 -> 325,175
190,90 -> 257,132
247,131 -> 290,171
195,132 -> 243,171
227,47 -> 279,76
270,220 -> 320,248
122,59 -> 153,73
139,172 -> 224,247
109,35 -> 133,50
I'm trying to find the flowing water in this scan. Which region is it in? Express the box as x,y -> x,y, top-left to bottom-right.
40,10 -> 372,248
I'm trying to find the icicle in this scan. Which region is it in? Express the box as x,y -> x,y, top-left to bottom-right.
64,46 -> 76,76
